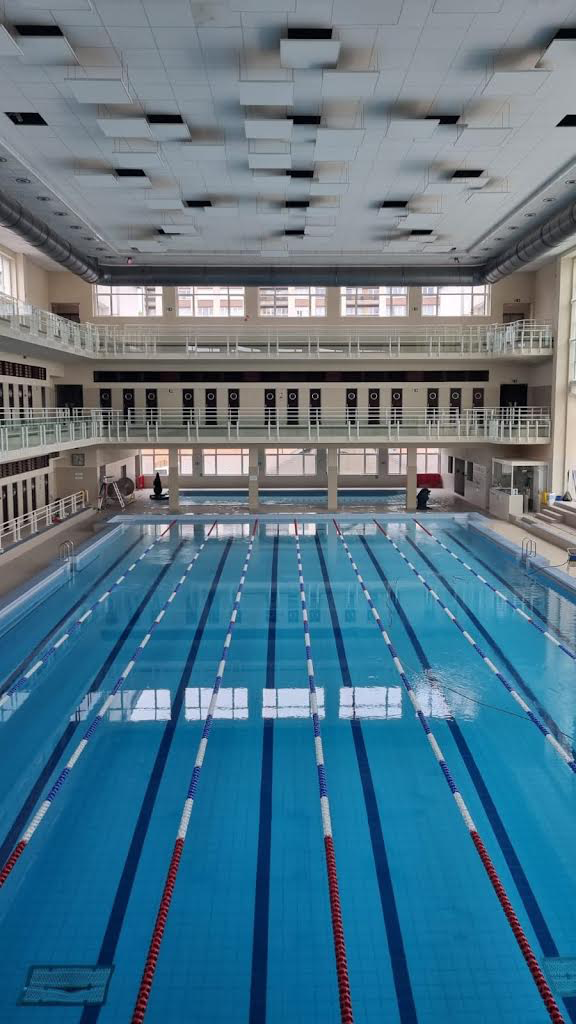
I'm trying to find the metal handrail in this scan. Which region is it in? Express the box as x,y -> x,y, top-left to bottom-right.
0,490 -> 87,551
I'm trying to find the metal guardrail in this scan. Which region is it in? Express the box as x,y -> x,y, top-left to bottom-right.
0,406 -> 553,459
0,291 -> 553,360
0,490 -> 87,551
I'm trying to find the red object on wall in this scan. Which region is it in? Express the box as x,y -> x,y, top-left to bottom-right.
417,473 -> 443,488
136,474 -> 145,489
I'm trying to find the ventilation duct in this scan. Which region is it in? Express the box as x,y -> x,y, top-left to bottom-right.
483,199 -> 576,282
0,189 -> 99,282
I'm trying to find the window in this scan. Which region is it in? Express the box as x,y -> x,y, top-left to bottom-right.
417,448 -> 441,473
177,287 -> 245,317
338,448 -> 378,475
179,449 -> 194,474
258,287 -> 326,317
140,448 -> 169,475
421,285 -> 490,317
0,252 -> 16,298
265,448 -> 316,476
388,448 -> 407,474
340,286 -> 408,317
94,285 -> 163,317
203,448 -> 249,475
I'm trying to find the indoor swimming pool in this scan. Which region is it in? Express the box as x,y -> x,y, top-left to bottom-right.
0,515 -> 575,1024
179,488 -> 405,507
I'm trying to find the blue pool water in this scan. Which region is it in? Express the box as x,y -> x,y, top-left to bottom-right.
0,516 -> 575,1023
179,488 -> 405,506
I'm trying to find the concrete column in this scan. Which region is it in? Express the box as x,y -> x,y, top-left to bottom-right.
249,445 -> 259,512
327,447 -> 338,512
168,445 -> 180,512
406,446 -> 417,511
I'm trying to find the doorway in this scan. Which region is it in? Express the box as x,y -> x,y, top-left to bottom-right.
55,384 -> 84,411
454,458 -> 466,496
500,383 -> 528,409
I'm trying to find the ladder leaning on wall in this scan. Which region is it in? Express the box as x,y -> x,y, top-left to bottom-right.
97,476 -> 126,511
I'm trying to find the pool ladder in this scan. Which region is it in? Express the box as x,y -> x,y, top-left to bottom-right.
521,536 -> 537,563
59,539 -> 75,573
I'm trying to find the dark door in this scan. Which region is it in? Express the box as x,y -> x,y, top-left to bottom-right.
1,485 -> 7,523
287,388 -> 299,425
44,473 -> 49,505
8,384 -> 14,413
41,386 -> 46,409
12,482 -> 18,518
100,389 -> 112,417
500,383 -> 527,409
454,457 -> 465,496
391,388 -> 402,422
27,385 -> 33,410
346,388 -> 357,424
18,384 -> 24,411
56,384 -> 83,412
472,388 -> 484,408
183,388 -> 195,423
368,388 -> 379,425
449,388 -> 461,417
31,477 -> 37,511
205,388 -> 217,426
264,388 -> 276,426
123,388 -> 135,420
228,388 -> 239,425
427,388 -> 439,419
145,388 -> 158,423
309,388 -> 321,425
22,479 -> 28,516
0,383 -> 3,418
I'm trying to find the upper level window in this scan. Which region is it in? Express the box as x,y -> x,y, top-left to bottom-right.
94,285 -> 163,317
0,252 -> 16,298
177,286 -> 245,317
340,286 -> 408,317
259,287 -> 326,317
421,285 -> 490,317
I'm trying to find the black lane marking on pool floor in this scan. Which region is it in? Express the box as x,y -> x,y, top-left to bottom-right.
0,533 -> 145,697
445,529 -> 572,647
249,533 -> 278,1024
315,531 -> 418,1024
403,533 -> 576,760
79,538 -> 234,1024
358,534 -> 576,1024
0,537 -> 188,868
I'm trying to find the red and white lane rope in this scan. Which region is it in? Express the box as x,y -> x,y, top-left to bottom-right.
293,520 -> 354,1024
414,520 -> 576,663
333,520 -> 564,1024
0,521 -> 217,890
131,520 -> 259,1024
373,520 -> 576,775
0,520 -> 177,712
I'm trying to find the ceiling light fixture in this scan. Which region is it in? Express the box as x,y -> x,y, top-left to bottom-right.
15,177 -> 30,183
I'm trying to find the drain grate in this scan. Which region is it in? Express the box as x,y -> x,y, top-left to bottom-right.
543,957 -> 576,998
20,965 -> 113,1006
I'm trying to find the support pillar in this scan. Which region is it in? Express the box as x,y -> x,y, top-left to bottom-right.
406,445 -> 417,512
249,445 -> 259,512
168,445 -> 180,512
327,447 -> 338,512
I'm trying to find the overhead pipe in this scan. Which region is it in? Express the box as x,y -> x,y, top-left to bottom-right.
0,189 -> 100,283
484,199 -> 576,282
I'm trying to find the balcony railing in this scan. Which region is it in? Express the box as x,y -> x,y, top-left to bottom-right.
0,291 -> 553,361
0,406 -> 550,460
0,490 -> 87,551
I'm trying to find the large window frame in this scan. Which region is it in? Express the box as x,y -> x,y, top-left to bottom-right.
140,448 -> 169,476
421,285 -> 490,317
340,286 -> 408,317
94,285 -> 163,317
338,448 -> 378,475
388,448 -> 441,474
265,448 -> 317,476
202,448 -> 249,475
0,251 -> 16,298
177,286 -> 245,318
258,287 -> 326,318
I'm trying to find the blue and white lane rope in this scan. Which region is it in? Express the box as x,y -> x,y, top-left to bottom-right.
131,520 -> 259,1024
0,519 -> 177,713
0,521 -> 218,889
414,520 -> 576,663
373,520 -> 576,775
332,520 -> 565,1024
293,520 -> 354,1024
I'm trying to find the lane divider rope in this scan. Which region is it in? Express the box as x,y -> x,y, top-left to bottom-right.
0,521 -> 217,889
373,520 -> 576,775
414,520 -> 576,663
333,519 -> 565,1024
294,520 -> 354,1024
0,519 -> 178,712
131,520 -> 258,1024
